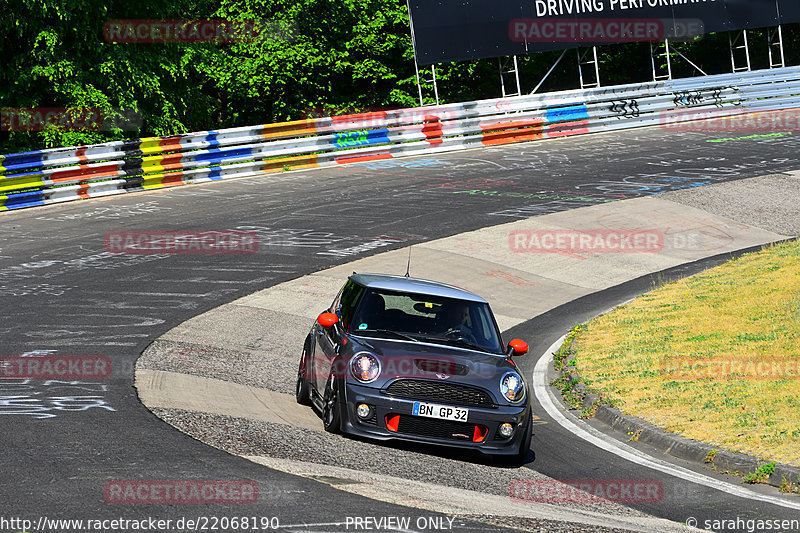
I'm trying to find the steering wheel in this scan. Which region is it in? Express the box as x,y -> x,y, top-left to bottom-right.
443,327 -> 477,344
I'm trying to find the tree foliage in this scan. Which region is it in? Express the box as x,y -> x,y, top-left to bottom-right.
1,0 -> 798,154
0,0 -> 416,153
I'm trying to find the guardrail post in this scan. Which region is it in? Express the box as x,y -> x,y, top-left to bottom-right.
730,30 -> 752,73
768,26 -> 786,69
650,40 -> 673,81
577,47 -> 601,89
415,65 -> 440,106
498,55 -> 522,98
407,0 -> 439,107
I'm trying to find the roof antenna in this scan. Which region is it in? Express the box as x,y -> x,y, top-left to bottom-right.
404,247 -> 412,278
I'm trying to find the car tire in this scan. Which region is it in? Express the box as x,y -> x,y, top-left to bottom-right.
295,346 -> 312,406
322,373 -> 342,433
516,411 -> 533,463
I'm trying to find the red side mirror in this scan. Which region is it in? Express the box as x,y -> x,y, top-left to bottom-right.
508,339 -> 529,356
317,312 -> 340,329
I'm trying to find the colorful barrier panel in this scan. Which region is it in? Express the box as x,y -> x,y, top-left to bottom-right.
2,66 -> 800,211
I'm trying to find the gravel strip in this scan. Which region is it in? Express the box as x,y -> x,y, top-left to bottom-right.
465,515 -> 645,533
138,338 -> 297,395
152,407 -> 652,520
661,173 -> 800,236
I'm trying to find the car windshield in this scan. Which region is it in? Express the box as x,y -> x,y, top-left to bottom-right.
350,288 -> 505,354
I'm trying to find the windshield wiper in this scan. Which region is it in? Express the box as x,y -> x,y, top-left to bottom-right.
413,335 -> 490,353
355,329 -> 420,342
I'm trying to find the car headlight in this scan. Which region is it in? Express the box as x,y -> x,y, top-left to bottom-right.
350,352 -> 381,383
500,371 -> 525,403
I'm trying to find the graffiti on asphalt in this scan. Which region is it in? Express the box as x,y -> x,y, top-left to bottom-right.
0,379 -> 114,419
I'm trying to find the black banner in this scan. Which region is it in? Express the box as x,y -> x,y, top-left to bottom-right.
409,0 -> 800,65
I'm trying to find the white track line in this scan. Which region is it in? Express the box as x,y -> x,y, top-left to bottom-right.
533,335 -> 800,511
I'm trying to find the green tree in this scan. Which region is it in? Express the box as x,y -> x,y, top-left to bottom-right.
0,0 -> 420,154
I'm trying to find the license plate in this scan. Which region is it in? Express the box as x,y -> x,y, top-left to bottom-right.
412,402 -> 468,422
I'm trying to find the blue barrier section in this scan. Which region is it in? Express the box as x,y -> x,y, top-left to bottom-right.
546,105 -> 590,123
333,129 -> 391,148
194,146 -> 254,163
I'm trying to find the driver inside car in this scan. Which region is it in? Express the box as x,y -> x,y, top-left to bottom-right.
438,302 -> 476,342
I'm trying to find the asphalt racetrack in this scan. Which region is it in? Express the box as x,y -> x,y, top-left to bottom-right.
2,122 -> 800,532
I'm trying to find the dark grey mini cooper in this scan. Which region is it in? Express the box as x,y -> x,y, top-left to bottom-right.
296,273 -> 532,462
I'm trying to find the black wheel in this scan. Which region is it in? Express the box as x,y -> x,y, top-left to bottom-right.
322,373 -> 342,433
295,346 -> 312,406
516,411 -> 533,462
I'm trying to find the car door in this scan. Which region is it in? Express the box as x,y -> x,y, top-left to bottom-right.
314,279 -> 365,393
313,288 -> 342,394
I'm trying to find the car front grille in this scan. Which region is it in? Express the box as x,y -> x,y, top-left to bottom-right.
385,379 -> 495,407
387,414 -> 488,443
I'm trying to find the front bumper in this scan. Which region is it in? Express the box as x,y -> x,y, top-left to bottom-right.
340,382 -> 531,456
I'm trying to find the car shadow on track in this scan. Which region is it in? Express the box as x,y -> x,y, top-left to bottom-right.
333,429 -> 536,469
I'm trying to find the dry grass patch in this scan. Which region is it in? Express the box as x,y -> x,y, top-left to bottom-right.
572,240 -> 800,465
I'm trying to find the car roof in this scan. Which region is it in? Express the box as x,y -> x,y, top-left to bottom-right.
349,273 -> 488,303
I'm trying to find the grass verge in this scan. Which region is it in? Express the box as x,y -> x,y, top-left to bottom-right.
568,240 -> 800,465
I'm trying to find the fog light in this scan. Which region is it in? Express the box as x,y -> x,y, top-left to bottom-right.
356,403 -> 372,419
499,423 -> 515,438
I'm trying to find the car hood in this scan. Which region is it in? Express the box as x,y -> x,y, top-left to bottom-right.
349,335 -> 518,385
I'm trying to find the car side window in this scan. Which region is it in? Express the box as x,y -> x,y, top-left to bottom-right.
471,306 -> 492,343
338,280 -> 365,331
330,287 -> 344,314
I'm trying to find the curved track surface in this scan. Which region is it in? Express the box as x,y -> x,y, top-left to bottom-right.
2,123 -> 800,531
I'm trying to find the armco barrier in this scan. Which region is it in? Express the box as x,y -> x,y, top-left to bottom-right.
2,66 -> 800,211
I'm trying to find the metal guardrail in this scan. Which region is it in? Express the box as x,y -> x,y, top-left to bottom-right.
2,66 -> 800,211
